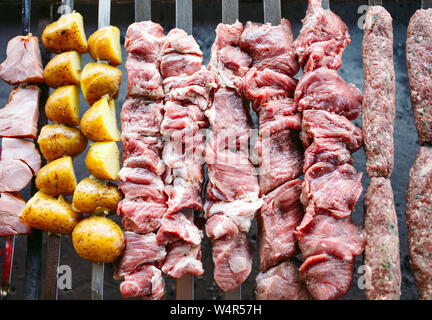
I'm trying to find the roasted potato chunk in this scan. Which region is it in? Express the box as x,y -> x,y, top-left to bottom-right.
72,216 -> 125,263
44,51 -> 81,88
72,176 -> 123,214
42,11 -> 87,53
85,141 -> 120,180
88,26 -> 122,66
35,156 -> 77,195
80,62 -> 121,105
22,192 -> 81,235
38,124 -> 88,162
80,96 -> 120,142
45,85 -> 80,126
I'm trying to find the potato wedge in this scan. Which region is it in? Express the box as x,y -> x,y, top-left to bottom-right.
88,26 -> 122,66
42,11 -> 87,54
38,124 -> 88,162
80,96 -> 120,142
72,176 -> 123,214
44,51 -> 81,88
22,191 -> 81,235
35,156 -> 77,195
80,62 -> 121,105
45,85 -> 80,126
85,142 -> 120,180
72,216 -> 124,263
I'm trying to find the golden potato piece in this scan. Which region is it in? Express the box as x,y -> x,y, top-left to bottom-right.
81,62 -> 121,105
38,124 -> 88,162
22,191 -> 81,235
44,51 -> 81,88
85,141 -> 120,180
72,176 -> 123,214
80,96 -> 120,142
35,156 -> 77,195
42,11 -> 87,53
72,216 -> 125,263
45,85 -> 80,126
88,26 -> 122,66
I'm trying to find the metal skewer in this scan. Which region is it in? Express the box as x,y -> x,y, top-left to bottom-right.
42,0 -> 74,300
264,0 -> 281,25
174,0 -> 194,300
421,0 -> 432,8
89,0 -> 113,300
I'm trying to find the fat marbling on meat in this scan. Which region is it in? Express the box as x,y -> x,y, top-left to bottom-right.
406,146 -> 432,300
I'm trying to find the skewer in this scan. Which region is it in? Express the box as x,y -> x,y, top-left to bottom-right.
221,0 -> 240,301
1,0 -> 31,301
42,0 -> 73,300
264,0 -> 281,25
368,0 -> 383,6
322,0 -> 330,10
135,0 -> 151,22
89,0 -> 113,300
422,0 -> 432,8
174,0 -> 194,300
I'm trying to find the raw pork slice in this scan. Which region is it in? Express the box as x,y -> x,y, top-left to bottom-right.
120,265 -> 165,299
0,35 -> 43,85
0,159 -> 33,192
1,138 -> 41,174
0,85 -> 40,139
161,240 -> 204,278
0,192 -> 31,236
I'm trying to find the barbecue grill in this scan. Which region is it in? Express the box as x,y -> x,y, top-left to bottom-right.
0,0 -> 426,300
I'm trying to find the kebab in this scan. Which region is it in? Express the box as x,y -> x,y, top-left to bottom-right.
238,4 -> 310,299
362,3 -> 401,300
114,17 -> 168,299
0,0 -> 43,299
405,1 -> 432,300
204,17 -> 262,294
293,0 -> 365,300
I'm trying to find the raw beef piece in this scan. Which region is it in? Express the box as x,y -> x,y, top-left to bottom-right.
124,21 -> 165,63
205,88 -> 251,135
206,214 -> 239,240
301,110 -> 362,171
125,56 -> 164,99
212,231 -> 253,291
114,232 -> 166,279
299,253 -> 354,300
165,178 -> 203,214
163,68 -> 217,110
162,28 -> 202,56
121,134 -> 165,175
0,192 -> 31,236
0,159 -> 33,192
257,179 -> 304,271
297,215 -> 365,262
255,260 -> 311,300
156,211 -> 203,246
406,9 -> 432,145
120,265 -> 165,299
161,240 -> 204,278
299,162 -> 362,231
405,146 -> 432,299
240,19 -> 299,77
0,35 -> 43,85
1,138 -> 41,174
117,198 -> 166,234
255,126 -> 303,195
205,141 -> 259,203
121,98 -> 164,136
241,67 -> 297,108
208,21 -> 252,90
258,98 -> 300,130
205,198 -> 263,234
117,167 -> 166,203
295,67 -> 362,120
0,85 -> 40,139
294,0 -> 350,72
